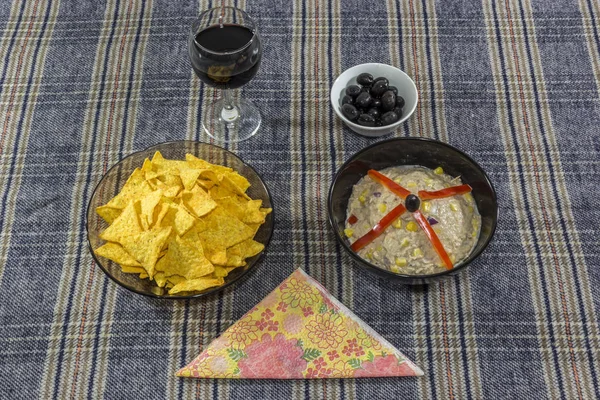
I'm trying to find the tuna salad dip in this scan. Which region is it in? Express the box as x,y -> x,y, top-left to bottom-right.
345,166 -> 481,275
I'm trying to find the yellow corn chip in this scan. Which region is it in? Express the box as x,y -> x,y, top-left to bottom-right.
139,272 -> 149,279
182,189 -> 217,218
158,173 -> 183,191
212,266 -> 229,278
141,158 -> 153,172
219,175 -> 251,200
179,167 -> 202,191
96,205 -> 122,224
151,151 -> 189,175
121,226 -> 172,278
197,179 -> 215,190
243,199 -> 268,224
240,238 -> 265,258
152,202 -> 170,228
154,272 -> 168,288
224,171 -> 250,192
199,170 -> 220,184
121,265 -> 146,274
186,154 -> 232,175
94,242 -> 141,267
99,201 -> 142,243
106,168 -> 153,209
215,196 -> 246,221
140,189 -> 163,230
167,275 -> 186,285
197,206 -> 254,249
168,277 -> 224,295
156,236 -> 214,279
162,203 -> 196,236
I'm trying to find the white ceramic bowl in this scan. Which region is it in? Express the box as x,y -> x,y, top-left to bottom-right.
330,63 -> 418,137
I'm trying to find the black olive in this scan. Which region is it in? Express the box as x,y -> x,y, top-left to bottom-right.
341,95 -> 354,105
356,73 -> 374,86
388,86 -> 398,96
375,120 -> 383,127
381,111 -> 399,125
393,107 -> 403,118
370,81 -> 388,98
361,86 -> 370,93
373,77 -> 389,86
396,96 -> 405,108
381,90 -> 396,111
371,98 -> 382,108
355,92 -> 372,109
405,194 -> 421,212
367,107 -> 380,119
346,85 -> 361,97
341,104 -> 359,121
356,113 -> 376,127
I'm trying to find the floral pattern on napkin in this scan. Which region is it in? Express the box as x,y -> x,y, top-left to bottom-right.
177,268 -> 423,379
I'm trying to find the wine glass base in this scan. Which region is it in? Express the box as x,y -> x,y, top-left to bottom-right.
202,98 -> 261,143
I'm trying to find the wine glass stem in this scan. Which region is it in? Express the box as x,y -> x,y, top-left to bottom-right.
221,89 -> 239,125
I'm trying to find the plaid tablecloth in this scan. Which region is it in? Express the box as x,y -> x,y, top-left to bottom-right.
1,0 -> 599,398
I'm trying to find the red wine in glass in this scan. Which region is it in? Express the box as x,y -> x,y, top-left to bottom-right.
189,7 -> 263,142
192,24 -> 262,89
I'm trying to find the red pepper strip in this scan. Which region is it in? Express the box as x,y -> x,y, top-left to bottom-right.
347,214 -> 358,225
350,204 -> 407,252
367,170 -> 411,199
418,184 -> 472,201
413,210 -> 453,270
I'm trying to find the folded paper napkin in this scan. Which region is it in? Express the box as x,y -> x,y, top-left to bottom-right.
177,268 -> 423,379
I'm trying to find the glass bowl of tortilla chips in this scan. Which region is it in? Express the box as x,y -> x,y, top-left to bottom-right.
86,141 -> 274,299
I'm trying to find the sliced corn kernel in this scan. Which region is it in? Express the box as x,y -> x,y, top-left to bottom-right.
376,245 -> 382,252
406,221 -> 418,232
407,181 -> 417,188
390,265 -> 402,273
471,230 -> 478,238
392,219 -> 403,229
366,250 -> 373,260
434,166 -> 444,175
412,248 -> 423,257
378,203 -> 387,213
344,228 -> 354,238
450,254 -> 456,263
400,238 -> 410,247
449,203 -> 459,212
359,195 -> 366,203
393,177 -> 402,184
467,205 -> 474,212
363,223 -> 370,230
422,201 -> 431,212
424,178 -> 434,186
395,257 -> 407,267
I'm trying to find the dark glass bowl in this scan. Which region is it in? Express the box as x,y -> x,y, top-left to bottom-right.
328,138 -> 497,284
86,141 -> 274,299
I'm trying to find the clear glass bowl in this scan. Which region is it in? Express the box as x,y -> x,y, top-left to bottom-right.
328,137 -> 498,284
86,141 -> 274,299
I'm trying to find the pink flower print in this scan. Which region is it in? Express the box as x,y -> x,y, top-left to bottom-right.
354,355 -> 418,377
261,308 -> 274,320
277,301 -> 288,312
266,320 -> 279,332
302,306 -> 314,317
237,333 -> 308,378
327,350 -> 339,361
342,346 -> 353,357
306,367 -> 319,378
314,357 -> 327,370
318,368 -> 333,378
255,319 -> 267,331
354,348 -> 365,357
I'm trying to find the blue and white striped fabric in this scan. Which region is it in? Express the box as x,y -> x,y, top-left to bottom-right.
1,0 -> 599,398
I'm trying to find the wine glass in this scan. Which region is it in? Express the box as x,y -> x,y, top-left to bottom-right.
189,6 -> 262,142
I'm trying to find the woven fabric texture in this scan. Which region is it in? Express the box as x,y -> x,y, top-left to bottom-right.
0,0 -> 599,398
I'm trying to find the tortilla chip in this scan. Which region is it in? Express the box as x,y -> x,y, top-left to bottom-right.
212,266 -> 229,278
121,226 -> 172,278
139,272 -> 149,279
215,196 -> 246,221
152,202 -> 171,228
197,206 -> 254,249
168,277 -> 225,295
158,173 -> 183,191
99,201 -> 142,243
179,167 -> 202,191
121,265 -> 146,274
96,205 -> 122,224
197,179 -> 215,190
224,171 -> 250,192
182,189 -> 217,218
240,239 -> 265,258
243,199 -> 268,224
219,175 -> 251,200
156,236 -> 214,279
94,242 -> 141,267
199,170 -> 220,184
151,151 -> 189,175
186,154 -> 232,175
154,272 -> 168,288
162,203 -> 196,236
140,189 -> 163,230
167,275 -> 186,286
106,168 -> 153,209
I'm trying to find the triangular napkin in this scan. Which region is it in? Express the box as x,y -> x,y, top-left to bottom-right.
177,268 -> 423,379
